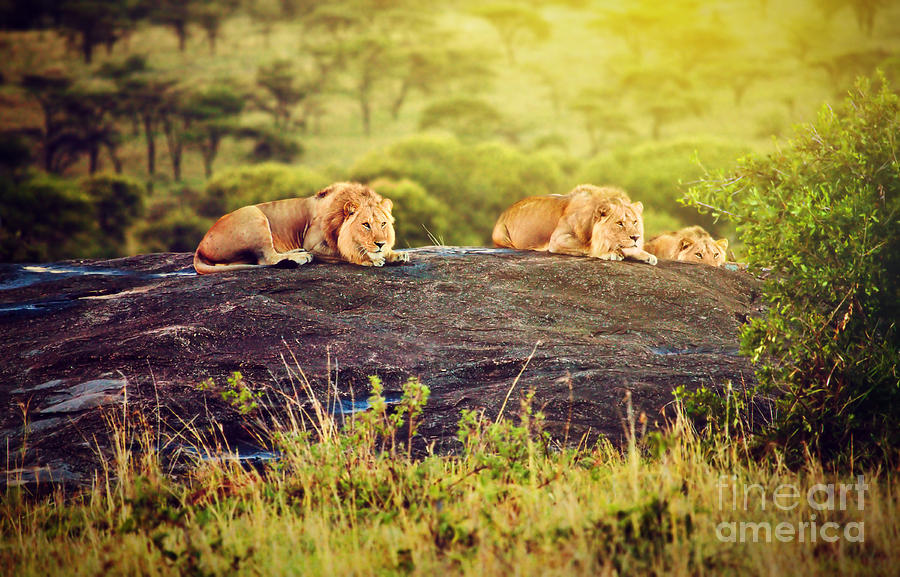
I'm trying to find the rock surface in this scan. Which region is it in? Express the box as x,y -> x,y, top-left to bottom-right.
0,248 -> 763,488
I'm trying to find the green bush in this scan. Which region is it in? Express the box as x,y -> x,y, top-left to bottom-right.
684,75 -> 900,468
350,134 -> 565,244
80,174 -> 145,251
199,163 -> 331,218
136,208 -> 212,254
0,172 -> 100,262
578,136 -> 750,238
369,178 -> 451,247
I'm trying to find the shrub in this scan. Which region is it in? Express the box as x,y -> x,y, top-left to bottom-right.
80,174 -> 145,251
683,75 -> 900,468
369,178 -> 451,247
350,134 -> 565,244
418,96 -> 508,142
0,172 -> 99,262
578,136 -> 750,238
199,163 -> 331,218
136,208 -> 212,254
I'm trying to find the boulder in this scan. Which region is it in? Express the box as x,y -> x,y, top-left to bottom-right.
0,248 -> 763,488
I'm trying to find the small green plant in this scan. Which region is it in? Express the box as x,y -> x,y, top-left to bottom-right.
219,371 -> 262,415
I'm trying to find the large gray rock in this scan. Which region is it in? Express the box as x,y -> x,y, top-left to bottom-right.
0,248 -> 762,487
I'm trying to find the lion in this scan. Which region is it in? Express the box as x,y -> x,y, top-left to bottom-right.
491,184 -> 657,265
644,226 -> 728,267
193,182 -> 409,275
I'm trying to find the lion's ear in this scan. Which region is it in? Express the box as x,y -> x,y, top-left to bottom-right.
381,198 -> 393,212
716,238 -> 729,250
343,201 -> 358,217
632,201 -> 644,215
594,201 -> 611,220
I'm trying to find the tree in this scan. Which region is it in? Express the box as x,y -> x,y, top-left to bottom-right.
344,34 -> 395,137
192,0 -> 240,55
244,0 -> 282,46
571,89 -> 635,154
0,173 -> 99,261
815,49 -> 892,96
390,44 -> 496,120
57,0 -> 141,63
99,56 -> 176,183
473,4 -> 550,65
81,174 -> 144,248
618,68 -> 705,139
254,59 -> 308,131
418,96 -> 508,142
179,85 -> 247,179
150,0 -> 193,52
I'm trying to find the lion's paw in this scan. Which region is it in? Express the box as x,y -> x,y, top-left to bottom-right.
369,254 -> 386,267
290,251 -> 313,265
646,254 -> 658,266
392,251 -> 411,263
597,252 -> 624,261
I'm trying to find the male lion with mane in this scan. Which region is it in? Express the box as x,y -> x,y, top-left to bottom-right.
492,184 -> 657,265
193,182 -> 409,274
644,225 -> 728,267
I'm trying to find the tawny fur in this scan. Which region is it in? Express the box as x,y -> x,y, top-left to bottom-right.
644,225 -> 728,267
193,182 -> 409,274
492,184 -> 657,265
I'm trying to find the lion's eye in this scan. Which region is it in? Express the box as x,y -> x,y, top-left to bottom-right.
695,252 -> 703,259
381,221 -> 387,229
617,221 -> 624,227
714,253 -> 720,259
362,222 -> 371,230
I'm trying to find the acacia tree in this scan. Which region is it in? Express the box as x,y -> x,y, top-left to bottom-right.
192,0 -> 240,54
183,85 -> 246,178
99,56 -> 175,182
473,4 -> 550,65
57,0 -> 141,63
571,88 -> 634,154
150,0 -> 193,52
254,59 -> 308,130
390,44 -> 495,120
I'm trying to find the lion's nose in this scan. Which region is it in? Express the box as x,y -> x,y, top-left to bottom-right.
630,235 -> 640,242
374,241 -> 386,251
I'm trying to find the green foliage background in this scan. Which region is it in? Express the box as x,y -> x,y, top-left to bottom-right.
1,0 -> 898,260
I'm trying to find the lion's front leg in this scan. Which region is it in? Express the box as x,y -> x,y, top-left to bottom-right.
264,247 -> 314,267
620,246 -> 658,265
384,250 -> 410,264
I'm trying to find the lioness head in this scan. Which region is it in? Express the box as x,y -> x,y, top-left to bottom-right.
676,236 -> 728,267
333,189 -> 397,266
589,197 -> 646,257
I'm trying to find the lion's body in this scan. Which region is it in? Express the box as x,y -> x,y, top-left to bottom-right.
492,185 -> 657,264
193,182 -> 408,274
644,226 -> 728,267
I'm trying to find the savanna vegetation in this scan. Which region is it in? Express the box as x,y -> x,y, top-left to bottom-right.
3,374 -> 898,576
1,0 -> 898,256
2,0 -> 899,574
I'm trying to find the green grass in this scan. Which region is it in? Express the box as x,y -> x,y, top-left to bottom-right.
2,373 -> 897,576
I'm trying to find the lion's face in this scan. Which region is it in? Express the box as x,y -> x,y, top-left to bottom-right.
336,197 -> 397,265
676,236 -> 727,267
590,199 -> 645,256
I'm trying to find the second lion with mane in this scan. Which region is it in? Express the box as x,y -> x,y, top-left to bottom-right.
492,184 -> 657,265
194,182 -> 409,274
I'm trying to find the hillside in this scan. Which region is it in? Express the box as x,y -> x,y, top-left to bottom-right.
0,248 -> 761,488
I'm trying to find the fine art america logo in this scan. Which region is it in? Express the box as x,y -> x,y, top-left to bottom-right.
716,475 -> 867,543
